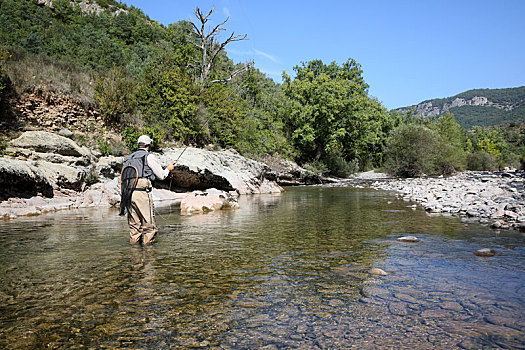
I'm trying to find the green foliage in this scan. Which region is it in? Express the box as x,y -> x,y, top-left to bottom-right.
466,151 -> 498,171
94,66 -> 135,125
384,124 -> 443,177
429,112 -> 467,172
324,155 -> 358,178
135,56 -> 199,142
97,137 -> 111,156
283,59 -> 392,175
122,126 -> 165,152
468,126 -> 507,168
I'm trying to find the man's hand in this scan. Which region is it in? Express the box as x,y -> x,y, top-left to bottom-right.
166,162 -> 176,172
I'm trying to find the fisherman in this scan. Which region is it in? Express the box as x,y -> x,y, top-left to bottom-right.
121,135 -> 176,245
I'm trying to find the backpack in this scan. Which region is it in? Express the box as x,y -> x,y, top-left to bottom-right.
119,150 -> 152,216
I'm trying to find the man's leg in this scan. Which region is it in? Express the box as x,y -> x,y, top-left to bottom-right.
141,192 -> 157,245
128,200 -> 143,244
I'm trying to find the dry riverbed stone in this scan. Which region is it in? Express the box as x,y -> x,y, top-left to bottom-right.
397,236 -> 420,243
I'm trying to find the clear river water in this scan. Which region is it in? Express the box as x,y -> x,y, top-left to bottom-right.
0,186 -> 524,349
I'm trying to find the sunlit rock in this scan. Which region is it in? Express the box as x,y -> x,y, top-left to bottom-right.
180,188 -> 239,214
397,236 -> 420,243
369,268 -> 388,276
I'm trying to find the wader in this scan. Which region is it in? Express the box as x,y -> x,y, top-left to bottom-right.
128,177 -> 157,245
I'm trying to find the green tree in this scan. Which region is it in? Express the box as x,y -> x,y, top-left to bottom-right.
430,112 -> 467,172
94,66 -> 135,125
135,54 -> 199,142
283,58 -> 391,173
384,124 -> 442,177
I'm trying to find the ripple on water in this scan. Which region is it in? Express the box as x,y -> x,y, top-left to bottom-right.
0,189 -> 524,349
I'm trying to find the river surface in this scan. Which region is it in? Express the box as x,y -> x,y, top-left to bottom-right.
0,187 -> 524,349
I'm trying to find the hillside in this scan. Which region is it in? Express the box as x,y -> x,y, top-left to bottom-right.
395,86 -> 525,129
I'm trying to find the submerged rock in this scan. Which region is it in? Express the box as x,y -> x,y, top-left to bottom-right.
474,248 -> 497,257
397,236 -> 420,243
369,268 -> 388,276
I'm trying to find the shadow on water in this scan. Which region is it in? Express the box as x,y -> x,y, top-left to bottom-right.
0,187 -> 524,348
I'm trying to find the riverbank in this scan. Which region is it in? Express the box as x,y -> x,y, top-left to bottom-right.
1,131 -> 320,220
364,170 -> 525,231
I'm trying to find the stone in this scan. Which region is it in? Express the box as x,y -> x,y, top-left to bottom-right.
180,188 -> 240,214
397,236 -> 420,243
369,268 -> 388,276
9,131 -> 91,158
58,128 -> 74,138
96,156 -> 124,179
156,148 -> 284,194
0,157 -> 54,199
474,248 -> 497,257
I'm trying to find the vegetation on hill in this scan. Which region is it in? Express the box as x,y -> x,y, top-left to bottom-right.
397,87 -> 525,129
0,0 -> 523,175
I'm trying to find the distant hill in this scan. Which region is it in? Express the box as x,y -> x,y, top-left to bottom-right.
394,86 -> 525,129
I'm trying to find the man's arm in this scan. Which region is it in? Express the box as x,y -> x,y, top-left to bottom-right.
147,154 -> 175,180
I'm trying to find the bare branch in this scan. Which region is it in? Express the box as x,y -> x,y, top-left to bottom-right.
190,6 -> 250,89
206,17 -> 229,40
208,62 -> 253,85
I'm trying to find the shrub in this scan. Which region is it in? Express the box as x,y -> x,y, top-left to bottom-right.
303,160 -> 329,176
122,126 -> 165,152
384,124 -> 442,177
325,155 -> 358,178
94,66 -> 135,125
466,151 -> 498,171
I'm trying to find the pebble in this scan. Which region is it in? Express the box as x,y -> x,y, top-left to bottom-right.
474,248 -> 497,257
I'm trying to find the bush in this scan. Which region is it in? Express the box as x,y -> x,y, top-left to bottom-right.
303,160 -> 329,176
466,151 -> 498,171
122,126 -> 165,152
325,155 -> 358,178
94,66 -> 135,125
384,124 -> 442,177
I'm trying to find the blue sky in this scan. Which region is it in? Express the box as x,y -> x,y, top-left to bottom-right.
124,0 -> 525,109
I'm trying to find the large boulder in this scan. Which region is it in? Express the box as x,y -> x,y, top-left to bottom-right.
96,156 -> 123,179
33,161 -> 87,191
156,148 -> 283,195
8,130 -> 91,158
259,154 -> 321,185
0,157 -> 53,199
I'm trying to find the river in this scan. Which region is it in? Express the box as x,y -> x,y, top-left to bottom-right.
0,187 -> 524,349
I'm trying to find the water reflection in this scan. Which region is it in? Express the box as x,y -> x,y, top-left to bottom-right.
0,187 -> 523,348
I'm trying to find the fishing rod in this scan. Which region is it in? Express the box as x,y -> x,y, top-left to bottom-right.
167,112 -> 215,192
173,113 -> 215,164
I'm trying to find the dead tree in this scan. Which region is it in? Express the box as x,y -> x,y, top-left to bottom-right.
189,6 -> 252,91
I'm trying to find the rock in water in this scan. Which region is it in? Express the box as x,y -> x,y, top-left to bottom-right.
180,188 -> 239,214
474,248 -> 497,257
397,236 -> 420,243
369,268 -> 388,276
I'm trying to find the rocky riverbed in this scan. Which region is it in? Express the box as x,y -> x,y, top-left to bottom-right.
367,171 -> 525,231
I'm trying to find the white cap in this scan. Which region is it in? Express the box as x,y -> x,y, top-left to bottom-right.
137,135 -> 152,145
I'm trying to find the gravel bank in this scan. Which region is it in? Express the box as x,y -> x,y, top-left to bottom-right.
369,171 -> 525,230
